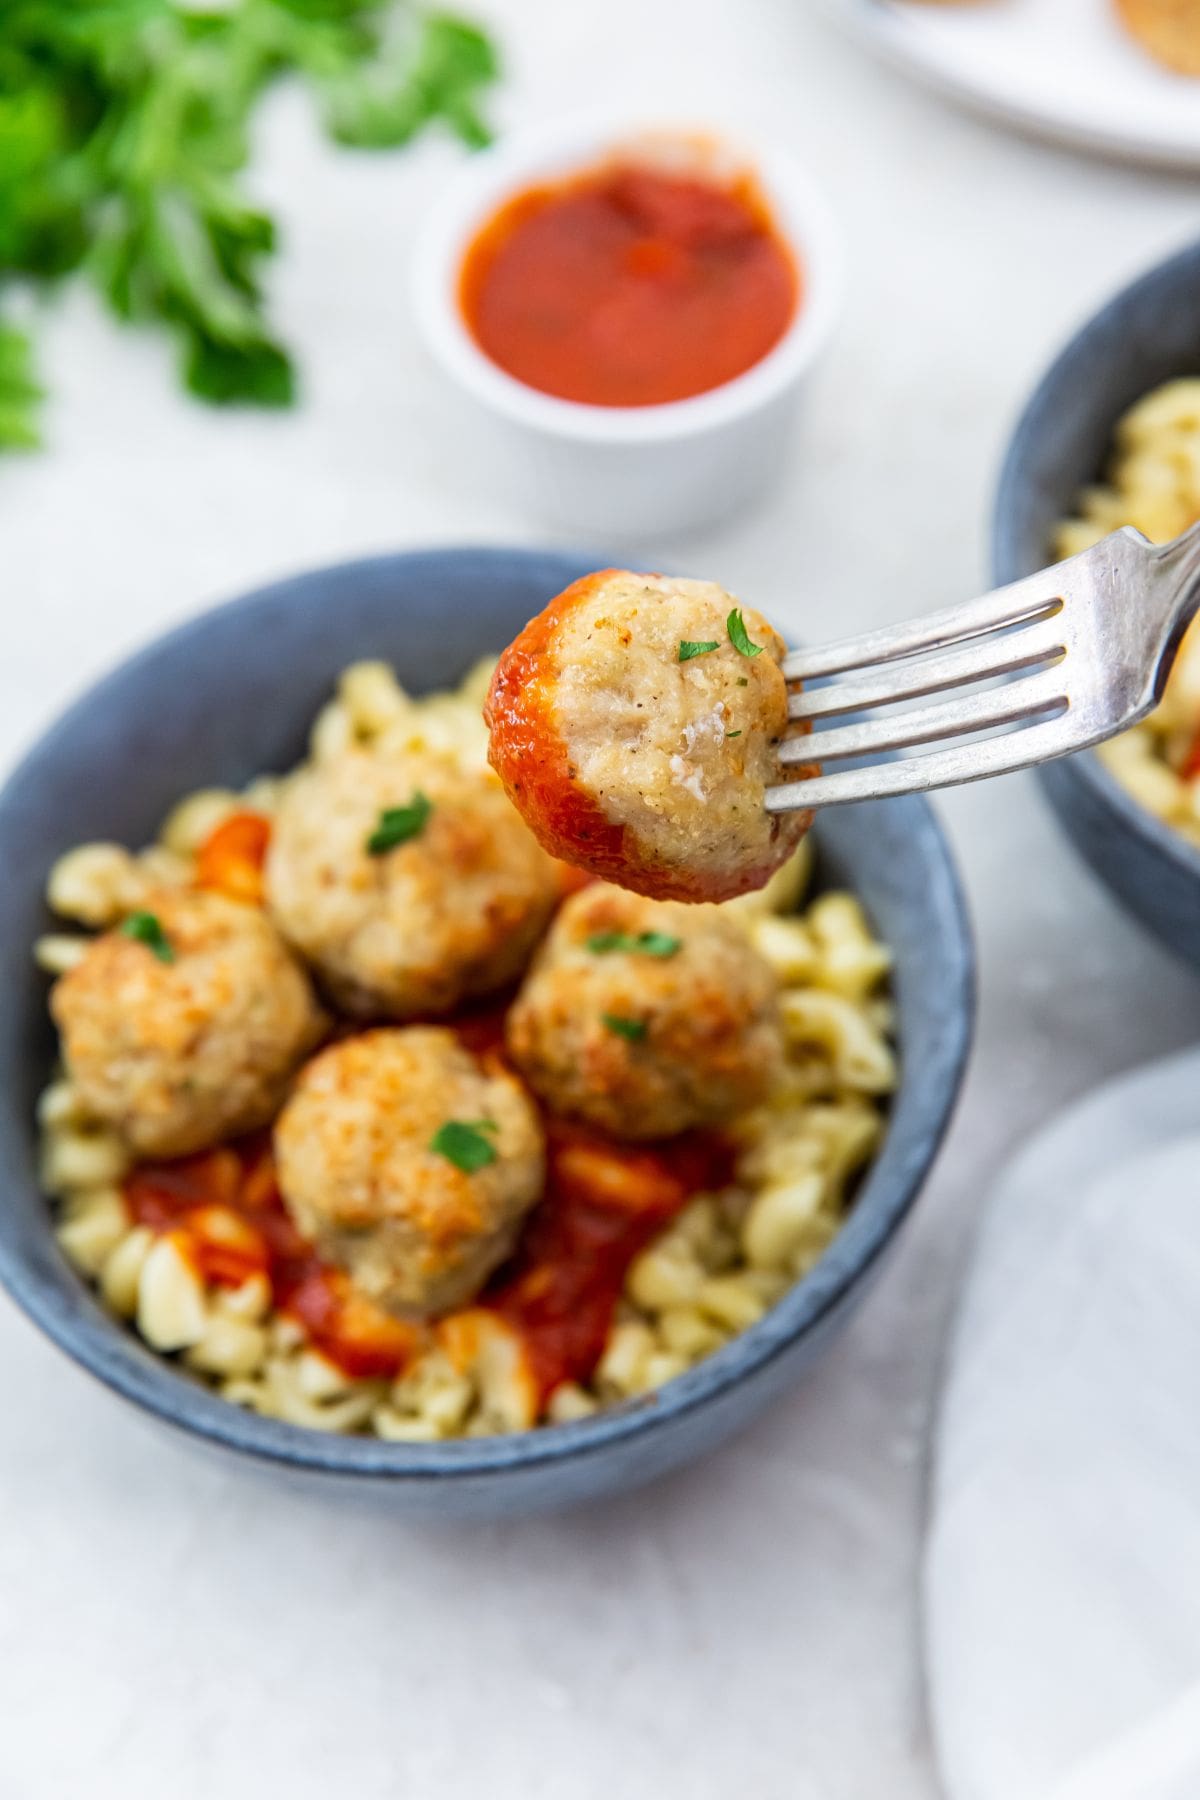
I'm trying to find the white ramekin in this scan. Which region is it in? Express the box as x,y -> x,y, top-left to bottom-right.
411,116 -> 842,541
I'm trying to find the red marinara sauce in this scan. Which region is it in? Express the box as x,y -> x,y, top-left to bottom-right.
459,161 -> 799,408
125,1137 -> 420,1382
484,572 -> 631,877
487,1123 -> 734,1405
195,810 -> 272,906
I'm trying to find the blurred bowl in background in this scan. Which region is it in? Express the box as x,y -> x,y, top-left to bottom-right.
412,117 -> 841,539
993,237 -> 1200,969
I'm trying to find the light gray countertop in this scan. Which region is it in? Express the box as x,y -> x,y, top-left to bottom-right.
2,7 -> 1199,1796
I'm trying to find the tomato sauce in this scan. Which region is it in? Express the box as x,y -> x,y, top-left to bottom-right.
125,1137 -> 419,1381
459,161 -> 799,407
487,1124 -> 733,1404
195,811 -> 271,905
485,573 -> 632,879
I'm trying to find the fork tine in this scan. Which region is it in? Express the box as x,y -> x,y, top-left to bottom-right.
787,616 -> 1067,721
780,570 -> 1065,683
777,666 -> 1069,766
766,712 -> 1082,810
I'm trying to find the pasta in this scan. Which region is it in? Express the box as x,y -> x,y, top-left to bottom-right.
1055,378 -> 1200,843
38,659 -> 897,1441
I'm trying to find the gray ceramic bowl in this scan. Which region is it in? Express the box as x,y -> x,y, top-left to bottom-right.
0,547 -> 973,1517
994,237 -> 1200,966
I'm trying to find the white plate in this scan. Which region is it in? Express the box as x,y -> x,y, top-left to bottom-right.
837,0 -> 1200,171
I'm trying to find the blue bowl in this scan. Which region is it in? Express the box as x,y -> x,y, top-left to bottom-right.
994,237 -> 1200,967
0,547 -> 974,1516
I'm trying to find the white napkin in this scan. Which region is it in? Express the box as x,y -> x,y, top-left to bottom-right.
925,1048 -> 1200,1800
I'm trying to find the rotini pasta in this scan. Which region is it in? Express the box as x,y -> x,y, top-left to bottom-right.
1056,378 -> 1200,844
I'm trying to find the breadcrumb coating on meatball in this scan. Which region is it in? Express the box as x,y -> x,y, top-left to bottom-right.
506,883 -> 784,1139
274,1028 -> 545,1318
51,888 -> 326,1159
485,569 -> 813,904
264,749 -> 562,1019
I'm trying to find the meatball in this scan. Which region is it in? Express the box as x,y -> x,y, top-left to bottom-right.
274,1028 -> 544,1317
264,750 -> 562,1019
485,569 -> 813,904
51,888 -> 326,1159
506,883 -> 783,1140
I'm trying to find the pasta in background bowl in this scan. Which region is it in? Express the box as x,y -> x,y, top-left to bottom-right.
0,547 -> 973,1517
1054,379 -> 1200,845
994,235 -> 1200,970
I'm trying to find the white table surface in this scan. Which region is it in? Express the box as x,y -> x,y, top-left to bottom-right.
2,7 -> 1199,1796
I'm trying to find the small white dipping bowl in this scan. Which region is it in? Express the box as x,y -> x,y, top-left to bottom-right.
411,117 -> 842,540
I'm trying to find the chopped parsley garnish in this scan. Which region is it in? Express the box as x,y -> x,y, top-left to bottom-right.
120,911 -> 174,964
587,930 -> 681,959
602,1012 -> 647,1042
366,792 -> 432,855
430,1120 -> 498,1173
678,639 -> 720,662
736,676 -> 749,687
727,608 -> 764,658
725,730 -> 742,739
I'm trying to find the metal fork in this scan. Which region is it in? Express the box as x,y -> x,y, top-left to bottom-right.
766,523 -> 1200,812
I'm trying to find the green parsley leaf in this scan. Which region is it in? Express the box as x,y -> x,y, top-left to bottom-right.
327,14 -> 500,152
120,911 -> 175,964
0,323 -> 42,450
366,792 -> 433,855
727,609 -> 764,658
430,1119 -> 498,1173
602,1012 -> 647,1042
678,639 -> 720,662
185,335 -> 295,410
587,930 -> 681,958
736,677 -> 749,687
725,730 -> 742,738
0,3 -> 501,453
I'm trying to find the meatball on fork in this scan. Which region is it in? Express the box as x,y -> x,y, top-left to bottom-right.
486,570 -> 813,903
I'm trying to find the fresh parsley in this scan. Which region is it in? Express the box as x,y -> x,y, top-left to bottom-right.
727,608 -> 764,658
0,2 -> 500,449
120,910 -> 175,964
430,1119 -> 498,1172
0,323 -> 41,451
587,930 -> 681,958
366,792 -> 433,854
602,1012 -> 647,1042
725,729 -> 742,738
678,639 -> 720,662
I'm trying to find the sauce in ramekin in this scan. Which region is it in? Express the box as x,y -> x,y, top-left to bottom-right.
458,160 -> 799,408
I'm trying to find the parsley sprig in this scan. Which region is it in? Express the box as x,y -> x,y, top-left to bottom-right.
430,1117 -> 497,1172
602,1013 -> 647,1042
0,2 -> 500,449
677,612 -> 764,666
120,910 -> 175,964
587,930 -> 681,958
366,792 -> 433,854
0,324 -> 41,452
727,608 -> 764,658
